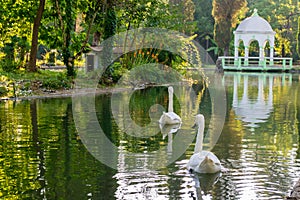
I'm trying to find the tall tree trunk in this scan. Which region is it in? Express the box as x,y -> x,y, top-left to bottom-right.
28,0 -> 46,72
224,46 -> 230,56
212,0 -> 247,57
74,0 -> 102,59
63,0 -> 76,77
102,0 -> 116,71
297,16 -> 300,57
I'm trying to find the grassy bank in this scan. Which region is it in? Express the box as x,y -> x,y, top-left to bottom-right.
0,69 -> 73,99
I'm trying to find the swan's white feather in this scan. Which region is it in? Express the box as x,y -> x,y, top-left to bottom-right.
187,150 -> 221,173
159,111 -> 181,125
159,86 -> 181,125
187,114 -> 222,174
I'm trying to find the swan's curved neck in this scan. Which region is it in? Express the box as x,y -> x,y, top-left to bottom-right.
168,89 -> 173,112
194,118 -> 204,153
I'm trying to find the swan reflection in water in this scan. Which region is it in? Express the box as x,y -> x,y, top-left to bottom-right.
189,172 -> 221,200
159,123 -> 182,153
159,121 -> 221,199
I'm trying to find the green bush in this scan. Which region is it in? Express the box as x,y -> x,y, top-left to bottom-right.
0,86 -> 8,97
99,62 -> 129,85
0,60 -> 20,72
41,73 -> 71,90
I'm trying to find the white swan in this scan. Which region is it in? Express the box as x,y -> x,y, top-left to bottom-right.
187,114 -> 221,174
159,86 -> 181,125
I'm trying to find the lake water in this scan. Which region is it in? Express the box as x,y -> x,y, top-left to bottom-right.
1,71 -> 300,199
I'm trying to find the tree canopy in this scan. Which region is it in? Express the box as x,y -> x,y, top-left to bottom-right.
0,0 -> 299,76
212,0 -> 248,56
247,0 -> 299,60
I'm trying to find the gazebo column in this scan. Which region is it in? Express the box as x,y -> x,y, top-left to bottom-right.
259,46 -> 264,66
234,46 -> 239,66
244,46 -> 249,66
270,46 -> 274,65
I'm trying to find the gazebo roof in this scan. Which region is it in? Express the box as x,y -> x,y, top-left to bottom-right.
235,9 -> 275,34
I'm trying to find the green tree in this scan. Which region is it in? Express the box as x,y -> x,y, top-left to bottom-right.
0,0 -> 37,71
168,0 -> 196,34
28,0 -> 46,72
193,0 -> 214,40
212,0 -> 247,56
52,0 -> 103,77
116,0 -> 196,34
63,0 -> 76,77
101,0 -> 117,80
117,0 -> 167,30
0,0 -> 36,48
247,0 -> 299,59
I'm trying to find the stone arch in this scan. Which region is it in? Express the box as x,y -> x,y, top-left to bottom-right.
237,39 -> 245,57
263,40 -> 271,57
248,40 -> 259,57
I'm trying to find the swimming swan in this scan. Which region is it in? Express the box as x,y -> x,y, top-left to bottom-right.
159,86 -> 181,125
187,114 -> 221,174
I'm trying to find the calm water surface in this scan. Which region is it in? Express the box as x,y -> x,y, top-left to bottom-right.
1,72 -> 300,199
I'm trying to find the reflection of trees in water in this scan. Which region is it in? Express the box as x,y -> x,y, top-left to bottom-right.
31,99 -> 46,198
0,99 -> 119,199
293,80 -> 300,196
113,83 -> 208,199
0,101 -> 40,198
217,72 -> 299,199
129,87 -> 169,126
112,85 -> 203,153
2,74 -> 300,199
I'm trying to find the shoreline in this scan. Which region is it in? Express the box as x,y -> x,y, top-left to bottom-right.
0,87 -> 132,101
1,66 -> 300,101
0,82 -> 174,101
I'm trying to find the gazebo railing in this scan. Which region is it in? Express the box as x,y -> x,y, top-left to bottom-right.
219,56 -> 293,70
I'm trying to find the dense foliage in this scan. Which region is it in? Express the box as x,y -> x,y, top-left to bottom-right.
247,0 -> 299,60
0,0 -> 299,77
212,0 -> 248,56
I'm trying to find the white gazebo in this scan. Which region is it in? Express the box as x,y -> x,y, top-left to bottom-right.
234,9 -> 275,66
219,9 -> 293,71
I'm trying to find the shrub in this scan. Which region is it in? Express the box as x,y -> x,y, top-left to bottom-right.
0,86 -> 8,97
0,60 -> 20,72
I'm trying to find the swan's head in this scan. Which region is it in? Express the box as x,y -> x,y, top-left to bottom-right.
200,156 -> 214,167
198,156 -> 221,173
168,86 -> 174,93
192,114 -> 205,128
